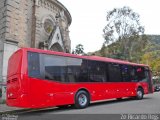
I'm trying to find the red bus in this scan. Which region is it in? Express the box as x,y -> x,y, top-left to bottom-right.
6,48 -> 154,109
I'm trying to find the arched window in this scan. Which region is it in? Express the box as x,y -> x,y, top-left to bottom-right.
50,43 -> 63,52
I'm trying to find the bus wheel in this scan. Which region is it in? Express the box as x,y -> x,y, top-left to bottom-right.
136,88 -> 144,100
75,90 -> 90,109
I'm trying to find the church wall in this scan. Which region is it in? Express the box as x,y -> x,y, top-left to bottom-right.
35,0 -> 71,52
0,0 -> 72,100
0,0 -> 5,83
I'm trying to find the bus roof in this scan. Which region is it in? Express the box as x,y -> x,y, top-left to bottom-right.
22,47 -> 148,67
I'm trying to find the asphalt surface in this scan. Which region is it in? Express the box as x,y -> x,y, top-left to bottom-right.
1,92 -> 160,120
51,92 -> 160,114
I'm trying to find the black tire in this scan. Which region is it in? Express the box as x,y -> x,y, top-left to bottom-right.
136,88 -> 144,100
75,90 -> 90,109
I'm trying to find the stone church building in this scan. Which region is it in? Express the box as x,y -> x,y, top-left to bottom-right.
0,0 -> 72,100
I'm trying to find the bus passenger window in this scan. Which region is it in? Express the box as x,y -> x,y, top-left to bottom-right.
121,65 -> 130,82
66,58 -> 88,82
88,61 -> 106,82
28,52 -> 41,78
136,67 -> 147,82
108,63 -> 122,82
129,67 -> 137,82
43,54 -> 67,82
76,60 -> 88,82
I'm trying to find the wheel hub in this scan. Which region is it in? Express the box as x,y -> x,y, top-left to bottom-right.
78,94 -> 87,106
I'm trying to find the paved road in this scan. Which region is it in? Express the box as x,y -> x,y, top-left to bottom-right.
2,92 -> 160,120
50,92 -> 160,114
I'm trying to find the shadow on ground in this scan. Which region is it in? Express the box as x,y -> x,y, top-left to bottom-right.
16,96 -> 153,115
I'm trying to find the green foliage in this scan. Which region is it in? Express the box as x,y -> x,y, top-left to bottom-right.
100,44 -> 107,57
103,6 -> 144,44
141,50 -> 160,75
92,6 -> 160,76
101,35 -> 149,62
140,35 -> 160,75
95,34 -> 160,76
72,44 -> 85,55
103,6 -> 145,61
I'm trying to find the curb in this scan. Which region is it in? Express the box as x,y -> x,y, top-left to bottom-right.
0,109 -> 31,115
0,107 -> 58,115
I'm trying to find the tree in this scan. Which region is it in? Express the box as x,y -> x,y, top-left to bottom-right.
141,50 -> 160,74
72,44 -> 85,55
100,43 -> 107,57
103,6 -> 145,60
103,6 -> 144,43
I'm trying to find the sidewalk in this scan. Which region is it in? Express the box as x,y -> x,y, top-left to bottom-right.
0,103 -> 23,113
0,104 -> 55,114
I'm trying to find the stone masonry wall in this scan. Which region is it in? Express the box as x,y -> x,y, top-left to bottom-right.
4,0 -> 33,47
0,0 -> 71,100
0,0 -> 33,82
0,0 -> 6,82
36,0 -> 71,52
0,0 -> 71,82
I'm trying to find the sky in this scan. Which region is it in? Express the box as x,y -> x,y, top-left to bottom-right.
58,0 -> 160,53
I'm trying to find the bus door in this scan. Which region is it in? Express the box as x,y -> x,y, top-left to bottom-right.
145,69 -> 153,93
